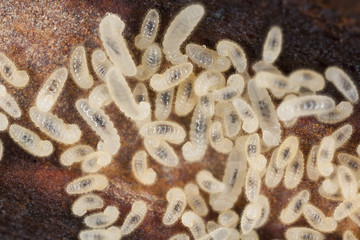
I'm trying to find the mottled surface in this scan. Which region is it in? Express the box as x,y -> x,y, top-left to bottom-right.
0,0 -> 359,239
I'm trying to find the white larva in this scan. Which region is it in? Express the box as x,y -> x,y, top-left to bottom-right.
0,52 -> 29,88
303,203 -> 337,232
65,174 -> 109,195
169,233 -> 190,240
288,69 -> 325,92
252,60 -> 281,75
131,150 -> 156,186
196,170 -> 225,194
184,183 -> 209,217
279,190 -> 310,224
240,202 -> 261,234
143,137 -> 178,167
139,121 -> 186,144
79,226 -> 121,240
284,150 -> 304,189
254,195 -> 270,229
0,85 -> 21,118
316,101 -> 353,124
36,67 -> 68,112
194,70 -> 225,97
135,43 -> 162,81
331,123 -> 353,149
318,186 -> 343,202
60,144 -> 94,166
338,153 -> 360,177
306,145 -> 321,181
99,14 -> 136,76
88,84 -> 112,109
133,83 -> 151,128
321,170 -> 339,195
338,165 -> 357,200
343,230 -> 358,240
155,88 -> 174,121
0,112 -> 8,131
135,9 -> 160,50
212,74 -> 245,102
174,75 -> 197,117
285,227 -> 324,240
217,210 -> 239,228
84,205 -> 120,229
198,227 -> 232,240
163,187 -> 187,226
262,25 -> 282,64
232,98 -> 259,133
254,71 -> 299,95
325,66 -> 359,103
181,211 -> 206,239
71,193 -> 104,217
69,46 -> 94,89
264,148 -> 285,188
316,136 -> 336,177
208,121 -> 233,154
245,133 -> 260,162
120,200 -> 147,236
91,49 -> 113,82
198,94 -> 215,117
81,151 -> 112,173
245,168 -> 261,202
162,4 -> 205,64
333,194 -> 360,221
219,102 -> 241,138
240,230 -> 259,240
216,40 -> 247,73
9,124 -> 53,157
275,135 -> 299,168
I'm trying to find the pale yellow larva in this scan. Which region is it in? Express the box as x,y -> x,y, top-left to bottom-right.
0,52 -> 29,87
218,102 -> 241,138
208,121 -> 233,154
264,148 -> 285,188
338,165 -> 357,200
343,230 -> 358,240
285,227 -> 324,240
331,123 -> 353,149
217,210 -> 239,228
254,195 -> 270,229
279,190 -> 310,224
232,98 -> 259,133
288,69 -> 325,92
0,85 -> 21,118
333,194 -> 360,221
131,150 -> 156,186
65,174 -> 109,195
71,193 -> 104,217
275,135 -> 299,169
184,183 -> 209,217
306,145 -> 320,181
216,40 -> 247,73
181,211 -> 206,239
91,49 -> 113,82
163,187 -> 187,226
284,150 -> 304,189
169,233 -> 190,240
338,152 -> 360,177
60,144 -> 94,166
0,112 -> 8,131
194,70 -> 225,97
155,88 -> 174,121
120,200 -> 148,236
139,121 -> 186,144
316,101 -> 353,124
303,203 -> 337,233
240,202 -> 261,234
262,25 -> 282,64
69,46 -> 94,89
212,74 -> 244,102
134,9 -> 160,50
316,136 -> 336,177
79,226 -> 121,240
143,137 -> 179,167
174,75 -> 197,117
84,205 -> 119,229
196,170 -> 225,194
135,43 -> 162,81
245,168 -> 261,202
88,84 -> 112,109
254,71 -> 299,96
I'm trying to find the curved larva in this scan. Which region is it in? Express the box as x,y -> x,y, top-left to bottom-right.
216,40 -> 247,73
198,94 -> 215,117
333,195 -> 360,221
275,135 -> 299,168
29,106 -> 81,144
143,137 -> 178,167
35,67 -> 67,112
181,211 -> 206,239
131,150 -> 156,186
120,200 -> 147,236
65,174 -> 109,195
162,4 -> 205,65
288,69 -> 325,92
170,233 -> 190,240
0,85 -> 21,118
240,202 -> 261,234
279,190 -> 310,224
232,98 -> 259,133
81,151 -> 112,173
316,136 -> 335,177
139,121 -> 185,144
255,72 -> 299,96
220,102 -> 241,138
206,221 -> 220,233
254,195 -> 270,229
338,153 -> 360,177
60,144 -> 94,166
196,170 -> 225,194
163,187 -> 187,226
185,43 -> 231,72
208,121 -> 233,154
316,101 -> 353,124
135,43 -> 162,81
306,145 -> 320,181
174,75 -> 197,116
343,230 -> 358,240
75,99 -> 120,155
265,148 -> 285,188
99,14 -> 136,76
79,226 -> 121,240
194,71 -> 225,96
0,112 -> 8,131
218,210 -> 239,228
247,79 -> 281,146
284,150 -> 304,189
285,227 -> 324,240
331,123 -> 353,149
262,26 -> 282,64
338,165 -> 357,200
150,62 -> 193,92
84,205 -> 120,229
89,84 -> 112,109
0,52 -> 29,88
9,124 -> 53,157
135,9 -> 159,50
72,194 -> 104,217
213,74 -> 244,102
325,66 -> 359,103
321,170 -> 339,195
69,46 -> 94,89
318,186 -> 343,202
303,203 -> 337,232
184,183 -> 209,217
91,49 -> 113,82
245,168 -> 261,202
155,88 -> 174,121
277,95 -> 335,122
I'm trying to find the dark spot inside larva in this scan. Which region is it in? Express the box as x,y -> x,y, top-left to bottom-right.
145,19 -> 155,35
301,100 -> 316,110
211,133 -> 220,142
302,73 -> 312,81
223,91 -> 236,100
147,50 -> 160,66
95,218 -> 107,225
156,124 -> 171,134
230,112 -> 238,123
302,232 -> 314,240
76,148 -> 88,157
258,100 -> 270,118
193,199 -> 201,207
106,38 -> 121,55
341,77 -> 351,91
136,94 -> 145,103
173,201 -> 182,213
273,165 -> 280,174
294,199 -> 303,213
156,147 -> 168,160
336,132 -> 344,142
160,91 -> 170,106
184,83 -> 192,98
269,37 -> 278,50
196,50 -> 213,66
73,58 -> 82,72
203,180 -> 212,190
21,134 -> 34,144
282,148 -> 290,160
230,169 -> 238,187
248,144 -> 256,156
135,160 -> 143,170
292,161 -> 300,172
97,65 -> 107,77
249,177 -> 256,187
48,80 -> 59,92
345,202 -> 353,209
170,70 -> 180,82
3,64 -> 12,76
347,160 -> 358,170
201,96 -> 209,105
130,215 -> 140,224
44,120 -> 57,133
93,114 -> 106,128
344,173 -> 351,182
311,213 -> 321,223
320,149 -> 329,159
80,179 -> 92,189
85,197 -> 95,203
276,80 -> 286,89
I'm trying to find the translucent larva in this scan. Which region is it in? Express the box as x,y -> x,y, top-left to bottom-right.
232,98 -> 259,133
275,136 -> 299,168
162,4 -> 205,64
196,170 -> 225,194
216,40 -> 247,73
279,190 -> 310,224
254,72 -> 299,95
307,145 -> 320,181
265,148 -> 285,188
0,86 -> 21,118
262,26 -> 282,64
9,124 -> 53,157
135,43 -> 162,81
240,202 -> 261,234
71,194 -> 104,217
89,84 -> 112,109
131,150 -> 156,186
208,121 -> 233,154
91,49 -> 113,81
169,233 -> 190,240
65,174 -> 109,195
338,165 -> 357,200
36,67 -> 68,112
155,88 -> 174,121
316,101 -> 353,124
252,60 -> 281,75
163,188 -> 187,226
60,144 -> 94,166
331,124 -> 353,149
75,99 -> 120,155
350,209 -> 360,227
99,14 -> 136,76
288,69 -> 325,92
198,94 -> 215,117
325,66 -> 359,103
316,136 -> 336,177
79,226 -> 121,240
194,71 -> 225,97
135,9 -> 159,50
143,137 -> 178,167
245,168 -> 261,202
247,79 -> 281,146
338,153 -> 360,177
174,75 -> 197,116
81,151 -> 112,173
181,211 -> 206,239
321,170 -> 339,195
84,205 -> 120,229
29,106 -> 81,145
120,200 -> 147,236
69,46 -> 94,89
139,121 -> 186,144
254,195 -> 270,229
218,210 -> 239,228
185,43 -> 231,72
206,220 -> 221,233
318,186 -> 343,202
0,52 -> 29,88
199,227 -> 231,240
284,150 -> 304,189
343,230 -> 358,240
150,62 -> 193,91
184,183 -> 209,217
245,133 -> 260,162
220,102 -> 241,138
285,227 -> 324,240
133,83 -> 151,128
333,194 -> 360,221
303,203 -> 338,232
0,112 -> 8,131
240,230 -> 260,240
213,74 -> 244,103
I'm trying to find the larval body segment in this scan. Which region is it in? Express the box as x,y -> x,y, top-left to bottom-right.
91,49 -> 113,82
69,46 -> 94,89
135,9 -> 160,50
217,39 -> 247,73
0,52 -> 29,87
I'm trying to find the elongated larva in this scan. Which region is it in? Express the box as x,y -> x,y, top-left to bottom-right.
343,230 -> 358,240
196,170 -> 225,194
303,203 -> 337,232
216,40 -> 247,73
99,14 -> 136,76
265,148 -> 285,188
162,4 -> 205,64
91,49 -> 113,81
331,124 -> 353,149
69,46 -> 94,89
81,151 -> 112,173
181,211 -> 206,239
199,227 -> 231,240
174,75 -> 197,116
135,9 -> 159,50
338,165 -> 357,200
0,85 -> 21,118
0,112 -> 8,131
66,174 -> 109,195
186,43 -> 231,72
131,151 -> 156,185
241,202 -> 261,234
245,133 -> 260,162
218,210 -> 239,228
79,226 -> 121,240
194,71 -> 225,96
276,136 -> 299,168
150,62 -> 193,91
213,74 -> 244,102
306,145 -> 320,181
333,195 -> 360,220
248,79 -> 281,146
279,190 -> 310,224
255,72 -> 299,96
245,168 -> 261,202
36,67 -> 67,112
89,84 -> 112,109
255,195 -> 270,229
9,124 -> 53,157
220,102 -> 241,138
120,200 -> 147,236
29,106 -> 81,144
316,136 -> 335,177
170,233 -> 190,240
0,52 -> 29,87
163,188 -> 187,225
139,121 -> 186,144
198,94 -> 215,117
60,144 -> 94,166
72,194 -> 104,217
184,183 -> 209,217
133,83 -> 151,128
136,43 -> 162,81
285,227 -> 324,240
252,60 -> 281,75
262,26 -> 282,64
325,66 -> 359,103
76,99 -> 120,155
316,101 -> 353,124
338,153 -> 360,177
143,137 -> 178,167
208,121 -> 233,154
284,150 -> 304,189
84,206 -> 120,229
155,88 -> 174,121
288,69 -> 325,92
232,98 -> 259,133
